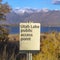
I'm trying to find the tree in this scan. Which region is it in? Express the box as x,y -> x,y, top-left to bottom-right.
0,0 -> 11,20
0,0 -> 2,2
0,1 -> 12,59
0,0 -> 11,43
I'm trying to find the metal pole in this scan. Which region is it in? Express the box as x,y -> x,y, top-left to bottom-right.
27,52 -> 32,60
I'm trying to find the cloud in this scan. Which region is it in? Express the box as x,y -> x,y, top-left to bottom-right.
52,0 -> 60,5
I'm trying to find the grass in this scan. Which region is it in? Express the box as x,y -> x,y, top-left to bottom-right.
0,32 -> 60,60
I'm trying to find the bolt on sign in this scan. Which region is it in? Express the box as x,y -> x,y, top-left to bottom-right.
19,23 -> 40,52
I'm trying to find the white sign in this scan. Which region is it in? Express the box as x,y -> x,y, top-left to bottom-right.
19,23 -> 40,51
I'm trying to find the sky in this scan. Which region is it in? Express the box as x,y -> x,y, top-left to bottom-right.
2,0 -> 60,10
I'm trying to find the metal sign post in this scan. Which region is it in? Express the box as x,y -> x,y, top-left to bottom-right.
27,53 -> 32,60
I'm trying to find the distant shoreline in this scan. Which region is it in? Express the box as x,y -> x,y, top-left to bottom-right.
1,24 -> 60,27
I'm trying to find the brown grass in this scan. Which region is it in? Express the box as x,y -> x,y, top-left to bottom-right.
0,32 -> 60,60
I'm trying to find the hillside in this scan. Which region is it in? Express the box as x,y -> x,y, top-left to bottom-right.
0,8 -> 60,26
7,32 -> 60,60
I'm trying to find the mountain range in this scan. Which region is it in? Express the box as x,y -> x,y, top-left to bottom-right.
0,8 -> 60,26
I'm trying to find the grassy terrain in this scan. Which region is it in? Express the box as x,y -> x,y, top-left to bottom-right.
0,32 -> 60,60
33,32 -> 60,60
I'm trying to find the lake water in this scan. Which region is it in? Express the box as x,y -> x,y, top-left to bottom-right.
8,26 -> 60,34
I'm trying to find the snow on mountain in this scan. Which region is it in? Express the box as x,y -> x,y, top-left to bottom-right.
1,8 -> 60,26
14,8 -> 36,14
40,8 -> 49,12
13,8 -> 49,14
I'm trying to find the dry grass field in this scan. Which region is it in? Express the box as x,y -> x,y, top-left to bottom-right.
33,32 -> 60,60
0,32 -> 60,60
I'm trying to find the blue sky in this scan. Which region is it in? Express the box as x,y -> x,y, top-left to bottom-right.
2,0 -> 60,10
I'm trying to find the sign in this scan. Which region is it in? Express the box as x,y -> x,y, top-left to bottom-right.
19,23 -> 40,51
